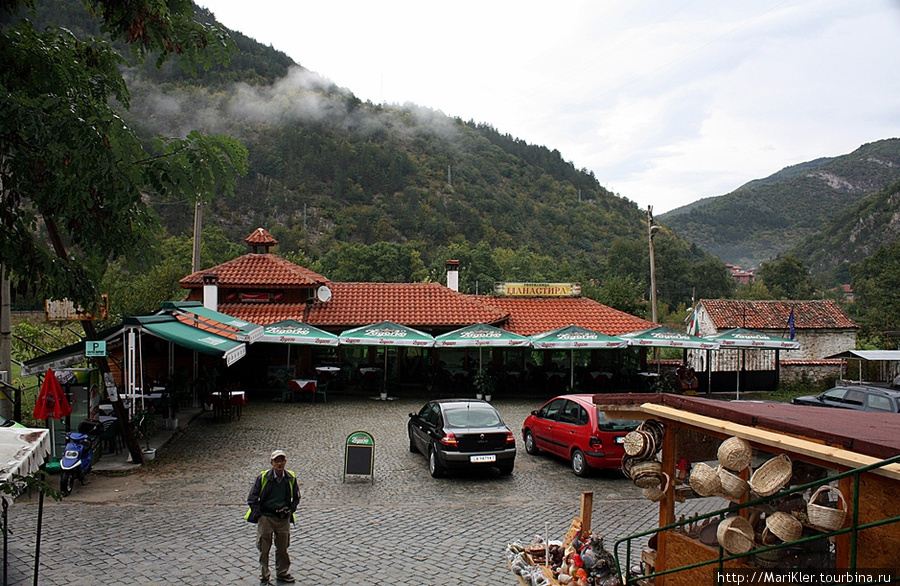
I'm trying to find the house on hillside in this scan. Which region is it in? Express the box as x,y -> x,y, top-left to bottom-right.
690,299 -> 857,385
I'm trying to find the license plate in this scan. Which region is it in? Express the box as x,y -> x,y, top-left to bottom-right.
470,455 -> 496,463
615,436 -> 626,444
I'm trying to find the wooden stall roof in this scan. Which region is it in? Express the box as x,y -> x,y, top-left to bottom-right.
593,393 -> 900,461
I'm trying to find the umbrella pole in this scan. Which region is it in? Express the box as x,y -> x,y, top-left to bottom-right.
570,350 -> 574,391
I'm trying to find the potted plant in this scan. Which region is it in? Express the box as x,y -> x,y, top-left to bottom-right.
162,372 -> 189,430
473,369 -> 496,402
132,408 -> 158,461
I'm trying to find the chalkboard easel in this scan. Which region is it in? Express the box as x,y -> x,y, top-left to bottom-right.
343,431 -> 374,483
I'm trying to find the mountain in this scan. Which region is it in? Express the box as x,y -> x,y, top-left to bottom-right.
659,139 -> 900,270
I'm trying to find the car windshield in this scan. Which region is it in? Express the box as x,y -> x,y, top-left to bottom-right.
443,405 -> 502,428
595,411 -> 639,432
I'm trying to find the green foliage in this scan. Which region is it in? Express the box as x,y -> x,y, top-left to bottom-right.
0,471 -> 63,503
848,239 -> 900,340
594,275 -> 647,317
314,242 -> 428,283
764,372 -> 834,403
756,254 -> 813,300
0,0 -> 248,309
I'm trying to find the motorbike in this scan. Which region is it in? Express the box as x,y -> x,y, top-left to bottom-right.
60,419 -> 103,496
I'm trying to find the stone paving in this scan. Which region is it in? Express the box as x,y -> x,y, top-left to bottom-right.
6,395 -> 725,585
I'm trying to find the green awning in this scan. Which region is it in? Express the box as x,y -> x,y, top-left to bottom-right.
161,301 -> 264,342
140,321 -> 246,366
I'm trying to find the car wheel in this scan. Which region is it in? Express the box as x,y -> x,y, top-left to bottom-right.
524,430 -> 540,455
60,470 -> 75,496
498,462 -> 514,476
408,431 -> 418,454
571,449 -> 590,477
428,445 -> 444,478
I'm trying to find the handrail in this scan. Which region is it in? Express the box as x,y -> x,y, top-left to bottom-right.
614,453 -> 900,584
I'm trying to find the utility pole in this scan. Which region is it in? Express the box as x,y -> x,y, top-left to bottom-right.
647,206 -> 659,324
192,199 -> 202,273
0,264 -> 11,419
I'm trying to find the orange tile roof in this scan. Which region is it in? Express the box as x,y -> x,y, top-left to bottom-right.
245,227 -> 277,247
699,299 -> 857,331
219,282 -> 508,331
180,253 -> 329,290
470,295 -> 655,336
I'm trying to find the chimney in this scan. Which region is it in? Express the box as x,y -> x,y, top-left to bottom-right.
202,274 -> 218,311
446,260 -> 460,292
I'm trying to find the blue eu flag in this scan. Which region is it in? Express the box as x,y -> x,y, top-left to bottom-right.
787,308 -> 795,340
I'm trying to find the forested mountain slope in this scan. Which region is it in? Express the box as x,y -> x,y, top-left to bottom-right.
660,139 -> 900,270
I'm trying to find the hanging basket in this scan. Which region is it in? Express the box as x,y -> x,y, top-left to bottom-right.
749,454 -> 793,497
689,462 -> 722,497
717,437 -> 752,472
623,430 -> 655,459
716,466 -> 749,500
807,485 -> 848,532
621,454 -> 636,479
631,459 -> 664,489
642,472 -> 671,503
764,511 -> 803,543
638,419 -> 665,447
716,516 -> 756,555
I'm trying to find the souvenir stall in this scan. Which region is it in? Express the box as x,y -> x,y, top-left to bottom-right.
594,394 -> 900,584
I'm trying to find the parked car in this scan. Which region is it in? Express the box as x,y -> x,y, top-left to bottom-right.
792,385 -> 900,413
408,399 -> 516,478
522,394 -> 639,476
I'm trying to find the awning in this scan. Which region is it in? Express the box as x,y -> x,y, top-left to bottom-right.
139,321 -> 246,366
161,301 -> 264,343
20,325 -> 122,377
825,350 -> 900,361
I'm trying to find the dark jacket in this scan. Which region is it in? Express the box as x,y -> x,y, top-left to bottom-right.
245,468 -> 300,523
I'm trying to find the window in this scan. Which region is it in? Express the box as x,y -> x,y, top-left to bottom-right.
539,398 -> 566,421
843,390 -> 865,406
821,388 -> 847,404
866,394 -> 894,412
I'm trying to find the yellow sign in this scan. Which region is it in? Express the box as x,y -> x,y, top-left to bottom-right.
45,295 -> 109,322
493,282 -> 581,297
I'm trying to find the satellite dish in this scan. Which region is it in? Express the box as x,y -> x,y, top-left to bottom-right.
316,285 -> 332,303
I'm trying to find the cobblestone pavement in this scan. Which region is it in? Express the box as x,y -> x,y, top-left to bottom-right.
6,395 -> 726,585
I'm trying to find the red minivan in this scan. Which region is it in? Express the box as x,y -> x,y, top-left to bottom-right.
522,394 -> 639,476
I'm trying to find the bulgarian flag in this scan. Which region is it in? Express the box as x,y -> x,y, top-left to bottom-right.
686,311 -> 699,336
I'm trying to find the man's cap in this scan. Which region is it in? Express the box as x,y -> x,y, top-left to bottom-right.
270,449 -> 287,460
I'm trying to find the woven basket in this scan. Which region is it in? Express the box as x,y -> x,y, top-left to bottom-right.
716,516 -> 755,555
807,485 -> 848,531
717,437 -> 752,472
642,472 -> 671,502
690,462 -> 722,497
623,430 -> 655,458
638,419 -> 665,447
716,466 -> 749,500
749,454 -> 793,497
631,459 -> 664,489
621,454 -> 636,479
765,511 -> 802,543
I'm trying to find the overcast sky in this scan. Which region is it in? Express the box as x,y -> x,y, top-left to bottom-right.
198,0 -> 900,214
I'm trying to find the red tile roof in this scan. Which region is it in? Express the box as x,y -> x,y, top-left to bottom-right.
180,254 -> 329,290
245,227 -> 277,247
700,299 -> 856,331
220,282 -> 508,331
470,295 -> 655,336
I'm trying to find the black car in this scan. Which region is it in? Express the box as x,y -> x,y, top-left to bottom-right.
792,385 -> 900,413
408,399 -> 516,477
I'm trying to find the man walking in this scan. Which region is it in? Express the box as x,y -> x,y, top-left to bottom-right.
246,449 -> 301,585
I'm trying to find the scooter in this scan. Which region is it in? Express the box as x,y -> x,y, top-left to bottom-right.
60,419 -> 103,496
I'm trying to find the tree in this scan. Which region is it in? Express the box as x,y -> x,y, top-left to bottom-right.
849,240 -> 900,343
756,254 -> 813,300
1,0 -> 248,307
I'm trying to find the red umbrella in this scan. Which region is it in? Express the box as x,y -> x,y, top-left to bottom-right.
33,369 -> 71,458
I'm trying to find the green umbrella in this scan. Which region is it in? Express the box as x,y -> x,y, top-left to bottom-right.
620,325 -> 720,350
530,325 -> 626,389
434,323 -> 529,381
704,328 -> 799,399
261,320 -> 339,346
338,321 -> 435,391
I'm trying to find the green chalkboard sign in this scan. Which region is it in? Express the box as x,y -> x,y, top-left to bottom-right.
343,431 -> 374,483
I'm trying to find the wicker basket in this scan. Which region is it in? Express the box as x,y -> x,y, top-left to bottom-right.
623,430 -> 655,458
716,516 -> 755,555
621,454 -> 636,479
638,419 -> 665,447
749,454 -> 793,497
642,472 -> 671,502
765,511 -> 802,543
717,437 -> 752,472
690,462 -> 722,497
631,459 -> 664,489
716,466 -> 749,500
807,485 -> 848,531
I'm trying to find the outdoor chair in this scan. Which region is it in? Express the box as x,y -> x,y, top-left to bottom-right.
314,379 -> 329,404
